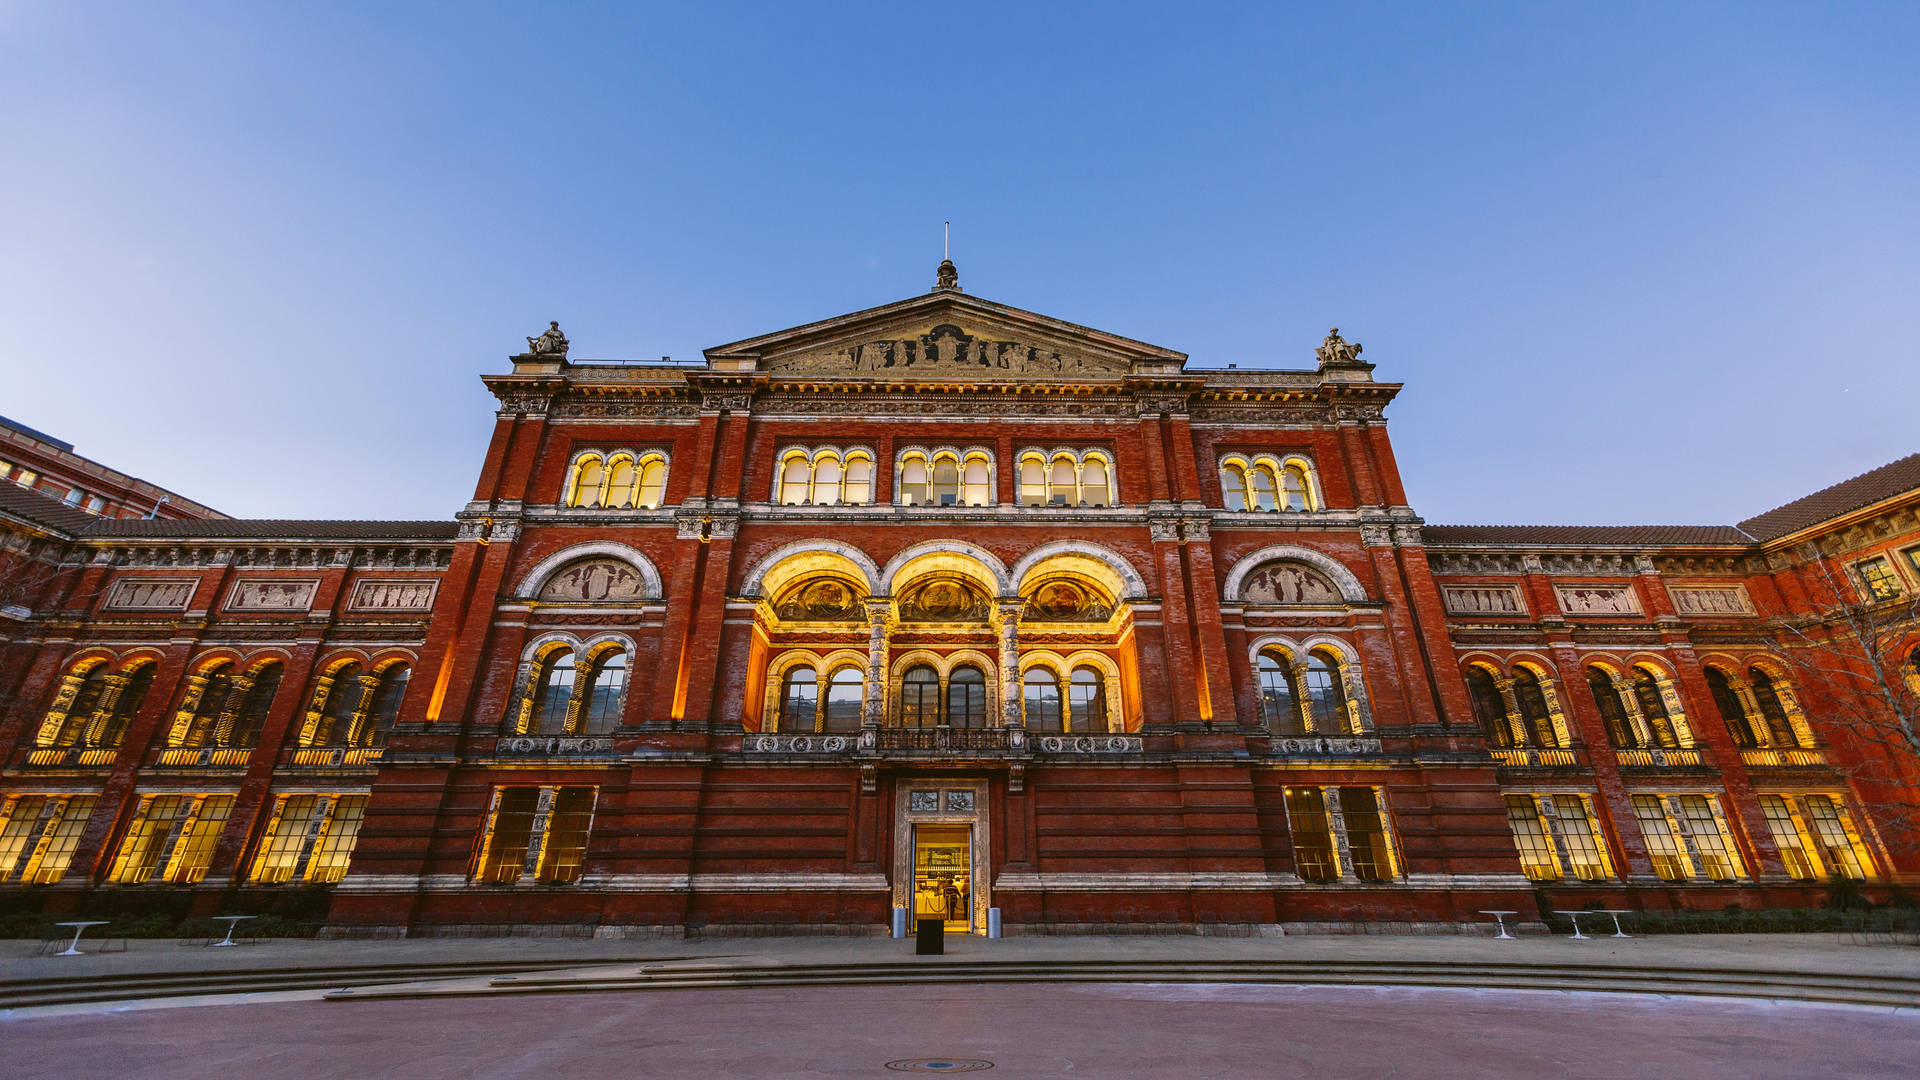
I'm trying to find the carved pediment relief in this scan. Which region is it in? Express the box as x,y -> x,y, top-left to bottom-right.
1241,560 -> 1343,606
538,558 -> 649,603
772,577 -> 866,622
1022,579 -> 1115,623
898,577 -> 993,622
768,321 -> 1132,378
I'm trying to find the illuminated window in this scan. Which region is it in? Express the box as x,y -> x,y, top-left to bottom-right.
1631,669 -> 1680,748
250,795 -> 369,885
899,453 -> 931,505
1705,667 -> 1757,748
361,664 -> 409,747
1466,667 -> 1513,748
1219,464 -> 1248,510
1019,449 -> 1116,507
45,664 -> 111,747
605,456 -> 636,508
1023,669 -> 1062,731
780,455 -> 811,505
1587,668 -> 1637,748
1080,458 -> 1110,507
1249,465 -> 1278,511
176,664 -> 234,747
224,663 -> 282,747
107,794 -> 234,885
636,458 -> 667,508
843,456 -> 872,504
1286,787 -> 1337,882
947,666 -> 987,728
1675,794 -> 1743,880
778,447 -> 874,505
470,786 -> 597,885
823,666 -> 864,732
901,665 -> 940,728
1549,795 -> 1613,880
0,794 -> 97,884
1505,796 -> 1561,881
814,455 -> 843,505
1511,670 -> 1559,748
931,456 -> 960,506
529,649 -> 577,735
1067,667 -> 1105,733
1758,795 -> 1818,880
1258,652 -> 1302,735
1854,556 -> 1903,601
1340,787 -> 1395,882
249,795 -> 322,884
1803,795 -> 1874,880
1747,669 -> 1806,748
1280,466 -> 1311,511
961,456 -> 992,506
780,668 -> 819,733
1631,795 -> 1692,881
1217,455 -> 1319,512
1019,457 -> 1047,506
1303,652 -> 1350,734
14,468 -> 38,488
578,650 -> 628,734
570,454 -> 605,507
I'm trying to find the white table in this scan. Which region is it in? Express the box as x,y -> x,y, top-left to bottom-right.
1596,909 -> 1633,938
209,915 -> 257,947
1479,910 -> 1518,939
1564,911 -> 1593,939
52,920 -> 109,956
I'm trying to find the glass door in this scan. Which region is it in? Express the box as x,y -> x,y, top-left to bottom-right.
912,825 -> 972,931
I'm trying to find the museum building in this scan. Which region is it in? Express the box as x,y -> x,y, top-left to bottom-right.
1,262 -> 1915,935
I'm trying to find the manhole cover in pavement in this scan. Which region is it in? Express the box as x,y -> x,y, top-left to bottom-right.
884,1059 -> 993,1073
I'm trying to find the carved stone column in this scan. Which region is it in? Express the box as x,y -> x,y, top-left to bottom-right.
32,672 -> 89,746
80,673 -> 132,746
1727,677 -> 1769,746
1610,674 -> 1655,747
1492,677 -> 1527,747
862,600 -> 893,729
209,674 -> 256,747
995,601 -> 1024,728
1289,661 -> 1316,735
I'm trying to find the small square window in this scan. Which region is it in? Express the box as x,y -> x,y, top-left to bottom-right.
1855,557 -> 1903,602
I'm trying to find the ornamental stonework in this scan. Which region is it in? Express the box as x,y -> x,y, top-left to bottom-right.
1241,561 -> 1342,605
769,322 -> 1130,377
1553,583 -> 1642,616
1442,584 -> 1528,616
225,579 -> 319,612
103,579 -> 196,611
1667,584 -> 1755,617
349,579 -> 439,612
537,558 -> 648,603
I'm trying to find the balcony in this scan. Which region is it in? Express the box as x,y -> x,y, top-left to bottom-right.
1616,748 -> 1703,768
1492,748 -> 1579,767
1270,735 -> 1383,757
287,747 -> 385,768
1740,747 -> 1827,768
24,747 -> 118,767
154,747 -> 252,767
740,727 -> 1144,757
491,735 -> 616,757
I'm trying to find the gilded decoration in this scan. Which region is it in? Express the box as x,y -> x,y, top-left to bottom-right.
772,578 -> 865,622
1240,560 -> 1343,606
898,577 -> 993,623
769,321 -> 1130,378
537,558 -> 649,603
1022,579 -> 1113,623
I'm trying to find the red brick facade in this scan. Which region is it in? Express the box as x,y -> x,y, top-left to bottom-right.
3,278 -> 1915,935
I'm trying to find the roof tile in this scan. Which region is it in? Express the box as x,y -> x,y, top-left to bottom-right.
1736,453 -> 1920,542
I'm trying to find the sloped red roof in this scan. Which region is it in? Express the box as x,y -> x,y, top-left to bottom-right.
1421,524 -> 1752,546
1736,453 -> 1920,542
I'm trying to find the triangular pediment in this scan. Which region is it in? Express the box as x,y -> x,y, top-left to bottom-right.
704,289 -> 1186,379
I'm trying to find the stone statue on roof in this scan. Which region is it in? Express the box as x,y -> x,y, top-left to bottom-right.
1315,327 -> 1362,367
525,321 -> 570,357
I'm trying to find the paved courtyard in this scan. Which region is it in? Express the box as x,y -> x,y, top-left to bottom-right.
6,980 -> 1918,1079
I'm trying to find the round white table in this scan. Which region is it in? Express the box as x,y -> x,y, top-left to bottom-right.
52,920 -> 109,957
1479,910 -> 1518,939
209,915 -> 256,947
1596,909 -> 1633,937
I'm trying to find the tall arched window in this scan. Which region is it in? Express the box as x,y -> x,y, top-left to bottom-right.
530,650 -> 577,736
1748,669 -> 1802,747
1049,457 -> 1077,506
1217,455 -> 1319,512
823,667 -> 863,732
948,666 -> 986,728
228,663 -> 282,747
1466,666 -> 1513,748
813,455 -> 843,505
52,666 -> 111,746
578,650 -> 628,734
605,456 -> 636,508
570,455 -> 605,508
320,662 -> 366,745
901,665 -> 940,727
1280,466 -> 1311,511
1511,670 -> 1558,748
1023,669 -> 1062,731
361,664 -> 409,746
636,458 -> 667,508
779,668 -> 818,733
179,664 -> 234,747
843,456 -> 872,504
1631,669 -> 1679,747
1080,458 -> 1111,507
961,456 -> 991,506
1067,667 -> 1105,733
1587,668 -> 1637,748
96,663 -> 156,747
1258,652 -> 1301,735
1249,465 -> 1279,511
1303,652 -> 1349,734
780,456 -> 811,505
931,457 -> 960,506
1219,464 -> 1248,511
1704,667 -> 1755,747
1019,457 -> 1047,506
899,454 -> 931,505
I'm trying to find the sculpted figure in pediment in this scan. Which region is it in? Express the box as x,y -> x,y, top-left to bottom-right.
539,558 -> 647,603
1241,560 -> 1343,606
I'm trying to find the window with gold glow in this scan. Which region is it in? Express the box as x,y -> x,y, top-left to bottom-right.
470,785 -> 596,885
107,794 -> 234,885
1016,449 -> 1116,507
1218,454 -> 1320,512
0,794 -> 97,884
248,794 -> 369,885
564,450 -> 670,509
776,447 -> 875,506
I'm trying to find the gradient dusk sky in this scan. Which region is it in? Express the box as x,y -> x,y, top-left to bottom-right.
2,2 -> 1914,524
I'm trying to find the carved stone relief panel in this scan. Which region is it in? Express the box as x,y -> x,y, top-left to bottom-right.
537,558 -> 649,603
225,579 -> 319,612
104,579 -> 196,611
772,578 -> 865,622
1667,584 -> 1755,617
898,578 -> 993,622
1241,560 -> 1343,606
348,579 -> 440,613
769,322 -> 1131,377
1553,583 -> 1643,616
1441,584 -> 1528,616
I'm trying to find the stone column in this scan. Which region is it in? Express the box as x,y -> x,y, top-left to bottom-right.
996,601 -> 1024,729
862,600 -> 893,729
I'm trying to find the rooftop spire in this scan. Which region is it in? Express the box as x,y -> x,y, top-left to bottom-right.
933,220 -> 961,292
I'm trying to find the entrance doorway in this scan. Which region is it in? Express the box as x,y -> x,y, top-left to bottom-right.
912,825 -> 971,931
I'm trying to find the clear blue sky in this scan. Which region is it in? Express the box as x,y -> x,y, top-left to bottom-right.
3,2 -> 1915,524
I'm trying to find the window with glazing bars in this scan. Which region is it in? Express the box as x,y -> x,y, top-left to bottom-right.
1286,787 -> 1337,882
1757,795 -> 1818,880
1675,795 -> 1742,880
471,786 -> 596,885
1803,796 -> 1872,880
0,795 -> 97,884
1504,795 -> 1560,882
1548,795 -> 1612,881
1630,795 -> 1691,881
1339,788 -> 1394,882
108,794 -> 233,884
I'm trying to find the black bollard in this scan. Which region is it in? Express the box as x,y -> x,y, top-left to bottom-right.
915,917 -> 944,955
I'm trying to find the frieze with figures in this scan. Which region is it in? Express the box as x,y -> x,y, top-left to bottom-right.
1667,584 -> 1756,617
772,579 -> 865,622
769,323 -> 1131,377
103,579 -> 197,611
1553,584 -> 1643,616
1240,561 -> 1343,606
537,558 -> 649,603
348,580 -> 438,612
225,579 -> 319,612
1022,580 -> 1114,623
1441,584 -> 1528,617
898,578 -> 994,623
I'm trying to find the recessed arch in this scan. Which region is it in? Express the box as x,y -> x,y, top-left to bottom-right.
881,540 -> 1012,597
512,541 -> 664,600
740,539 -> 881,599
1010,540 -> 1148,601
1222,545 -> 1368,604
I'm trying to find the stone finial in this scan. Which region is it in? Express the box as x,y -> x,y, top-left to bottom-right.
934,259 -> 961,292
1314,327 -> 1363,367
524,321 -> 569,358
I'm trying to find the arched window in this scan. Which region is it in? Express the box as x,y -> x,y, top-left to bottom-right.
1081,457 -> 1112,506
948,666 -> 987,728
1466,666 -> 1512,748
96,663 -> 156,747
1704,667 -> 1755,748
1067,667 -> 1105,733
1019,457 -> 1047,506
530,650 -> 577,736
578,650 -> 628,734
1259,652 -> 1301,735
320,662 -> 366,745
179,664 -> 233,747
780,456 -> 811,505
636,457 -> 667,508
962,457 -> 991,506
1748,668 -> 1802,747
1219,463 -> 1248,511
899,455 -> 931,505
823,667 -> 863,732
1631,669 -> 1679,747
1587,668 -> 1637,748
901,665 -> 940,728
361,664 -> 409,746
605,456 -> 636,508
571,455 -> 606,508
843,456 -> 872,504
1303,652 -> 1349,734
229,663 -> 282,747
1049,457 -> 1077,506
813,455 -> 843,506
1280,466 -> 1311,511
52,666 -> 111,746
1511,670 -> 1558,748
779,668 -> 818,733
932,457 -> 960,506
1023,668 -> 1062,731
1249,465 -> 1278,511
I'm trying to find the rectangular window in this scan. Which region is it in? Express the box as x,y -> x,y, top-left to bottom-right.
0,795 -> 98,884
107,794 -> 234,885
471,786 -> 596,885
14,469 -> 37,488
306,795 -> 368,884
1758,795 -> 1818,880
1803,795 -> 1874,880
1548,795 -> 1613,881
1505,795 -> 1561,882
1285,787 -> 1338,883
1854,556 -> 1903,601
1675,795 -> 1743,880
1339,787 -> 1395,882
250,795 -> 321,884
1631,794 -> 1692,881
249,794 -> 366,885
